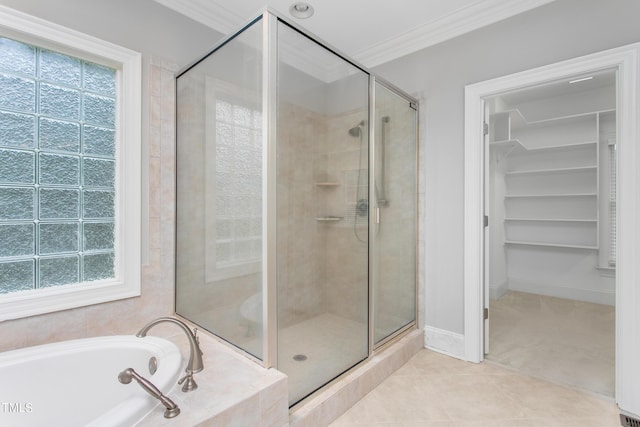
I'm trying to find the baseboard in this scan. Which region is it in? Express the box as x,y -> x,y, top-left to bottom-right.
489,281 -> 508,300
508,279 -> 615,306
424,325 -> 465,359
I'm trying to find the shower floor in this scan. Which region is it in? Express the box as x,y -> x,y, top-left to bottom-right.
278,312 -> 368,405
190,309 -> 370,404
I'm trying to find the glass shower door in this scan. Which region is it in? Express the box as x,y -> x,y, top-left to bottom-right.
372,82 -> 418,345
276,21 -> 370,406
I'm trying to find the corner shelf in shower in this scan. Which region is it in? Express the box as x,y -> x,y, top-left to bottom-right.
315,216 -> 344,221
315,182 -> 340,187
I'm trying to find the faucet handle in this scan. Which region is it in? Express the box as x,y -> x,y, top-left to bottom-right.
178,372 -> 198,392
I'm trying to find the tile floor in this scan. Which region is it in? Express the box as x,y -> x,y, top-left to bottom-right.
329,349 -> 620,426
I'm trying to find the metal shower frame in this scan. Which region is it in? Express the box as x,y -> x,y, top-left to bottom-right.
175,7 -> 420,373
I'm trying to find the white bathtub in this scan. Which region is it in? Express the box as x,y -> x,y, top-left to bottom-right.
0,335 -> 182,427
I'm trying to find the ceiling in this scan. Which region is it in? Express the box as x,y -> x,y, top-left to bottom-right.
498,68 -> 617,106
153,0 -> 555,68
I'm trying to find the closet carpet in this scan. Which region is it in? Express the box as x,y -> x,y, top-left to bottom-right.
486,290 -> 615,397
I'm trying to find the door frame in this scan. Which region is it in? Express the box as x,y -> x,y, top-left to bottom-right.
463,43 -> 640,413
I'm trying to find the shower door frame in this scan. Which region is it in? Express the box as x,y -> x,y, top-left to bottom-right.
173,8 -> 419,399
260,9 -> 420,371
369,77 -> 421,352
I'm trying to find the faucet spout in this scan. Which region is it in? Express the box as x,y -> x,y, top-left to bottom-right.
136,317 -> 204,391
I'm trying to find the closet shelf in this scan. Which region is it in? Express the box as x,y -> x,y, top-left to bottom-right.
504,217 -> 597,223
519,140 -> 597,152
504,193 -> 597,198
492,104 -> 607,256
505,165 -> 597,176
504,240 -> 598,250
519,111 -> 599,127
490,139 -> 525,155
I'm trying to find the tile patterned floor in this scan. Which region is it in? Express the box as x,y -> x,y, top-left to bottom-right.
330,349 -> 619,426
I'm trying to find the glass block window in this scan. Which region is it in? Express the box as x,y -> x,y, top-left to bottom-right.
214,100 -> 262,268
0,36 -> 116,295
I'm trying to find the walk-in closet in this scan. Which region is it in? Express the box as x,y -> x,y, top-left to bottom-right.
485,69 -> 616,396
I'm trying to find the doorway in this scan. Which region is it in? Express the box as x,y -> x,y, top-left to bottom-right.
463,42 -> 640,414
483,70 -> 616,396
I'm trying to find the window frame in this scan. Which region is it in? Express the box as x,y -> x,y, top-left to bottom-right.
0,5 -> 141,320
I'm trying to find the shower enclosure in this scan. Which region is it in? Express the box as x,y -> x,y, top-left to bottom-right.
175,10 -> 418,406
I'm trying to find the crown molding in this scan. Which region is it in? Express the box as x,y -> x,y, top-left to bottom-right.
153,0 -> 243,34
154,0 -> 556,70
353,0 -> 556,68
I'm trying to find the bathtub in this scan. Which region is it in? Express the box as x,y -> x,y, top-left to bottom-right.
0,335 -> 182,427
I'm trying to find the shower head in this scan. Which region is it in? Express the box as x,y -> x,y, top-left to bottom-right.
348,120 -> 365,137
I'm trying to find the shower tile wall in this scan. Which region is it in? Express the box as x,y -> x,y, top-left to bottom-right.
277,103 -> 369,329
0,57 -> 177,352
277,103 -> 328,328
276,102 -> 419,331
323,111 -> 369,326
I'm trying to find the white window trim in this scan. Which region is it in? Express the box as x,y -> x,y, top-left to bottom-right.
0,5 -> 141,321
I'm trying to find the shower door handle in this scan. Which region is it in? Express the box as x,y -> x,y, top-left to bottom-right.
375,207 -> 380,224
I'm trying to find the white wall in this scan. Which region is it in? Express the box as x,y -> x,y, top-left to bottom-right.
0,0 -> 222,66
373,0 -> 640,335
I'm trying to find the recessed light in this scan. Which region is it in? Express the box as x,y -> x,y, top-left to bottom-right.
569,76 -> 594,84
289,2 -> 314,19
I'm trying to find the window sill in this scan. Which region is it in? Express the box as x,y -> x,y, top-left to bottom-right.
0,279 -> 140,321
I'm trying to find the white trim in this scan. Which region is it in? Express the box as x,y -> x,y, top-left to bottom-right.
424,326 -> 465,359
355,0 -> 555,67
153,0 -> 555,69
0,5 -> 138,67
464,43 -> 640,415
0,5 -> 142,320
153,0 -> 242,35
